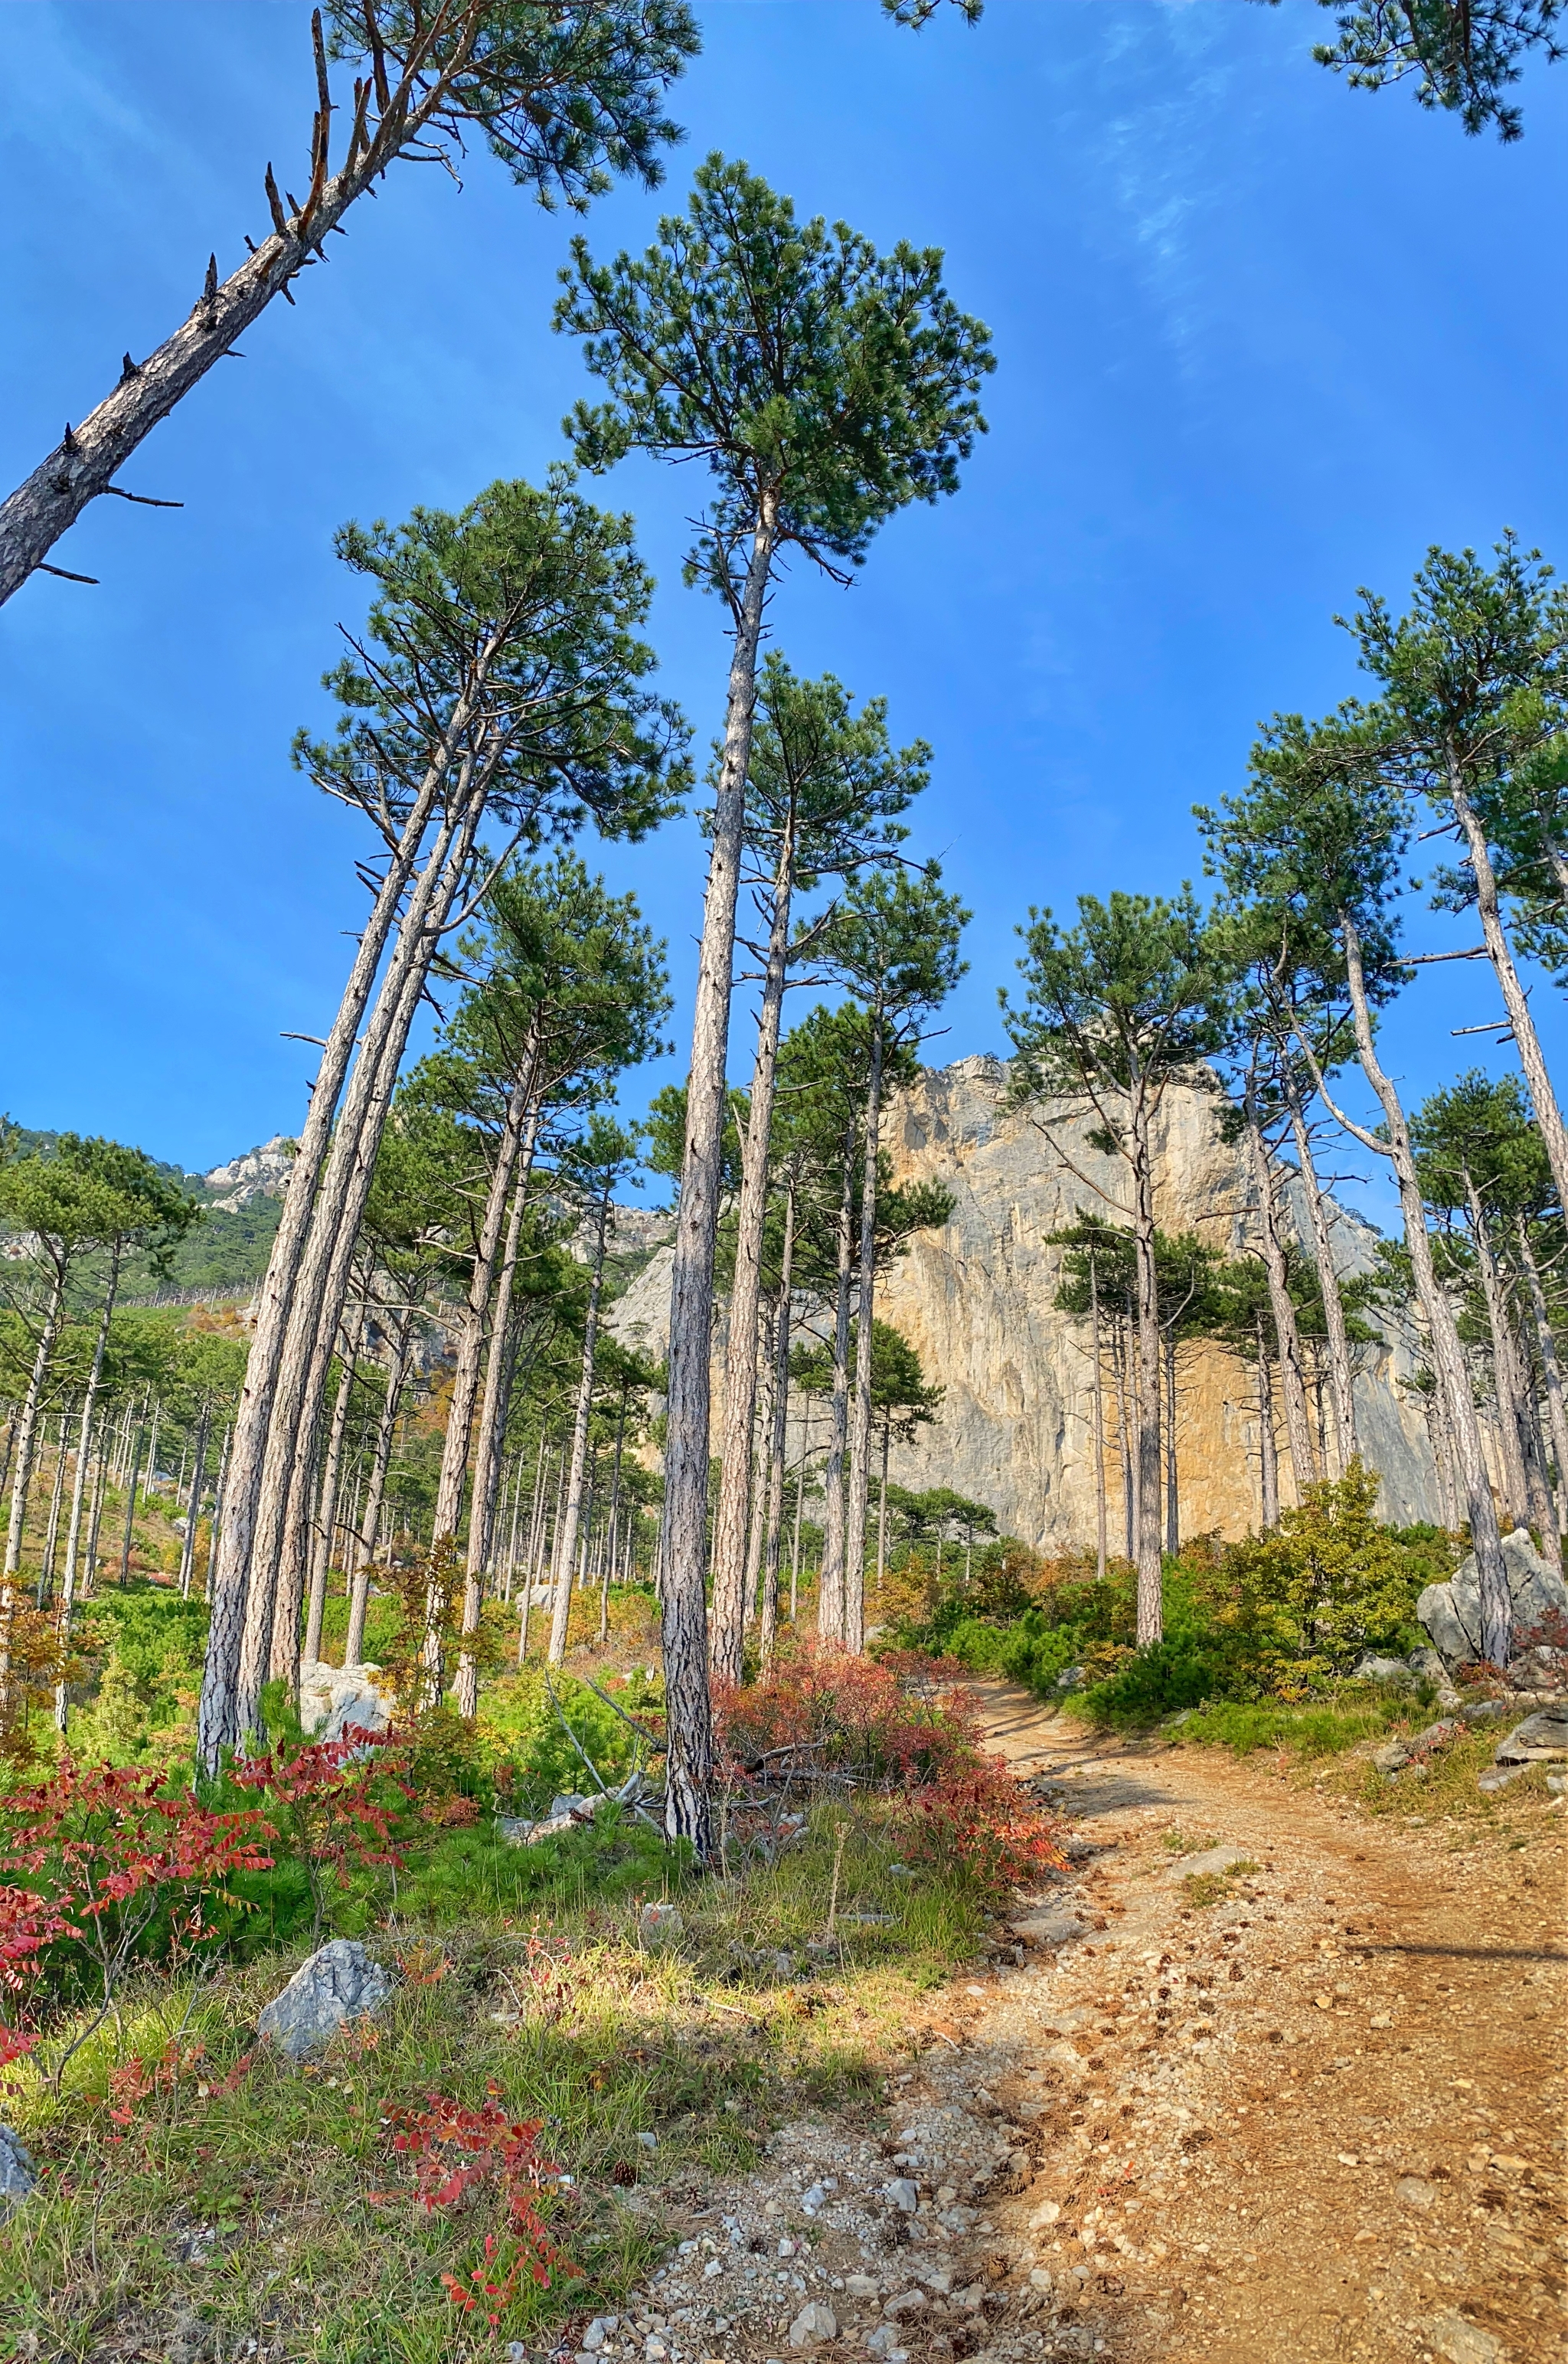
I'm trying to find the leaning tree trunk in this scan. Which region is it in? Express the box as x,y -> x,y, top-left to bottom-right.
235,795 -> 484,1744
547,1182 -> 613,1667
0,6 -> 492,606
1129,1101 -> 1165,1646
1517,1218 -> 1568,1539
201,769 -> 480,1768
262,795 -> 482,1676
817,1125 -> 858,1643
1342,914 -> 1512,1661
200,704 -> 486,1767
843,1010 -> 887,1655
1246,1107 -> 1317,1499
1449,768 -> 1568,1220
1285,1087 -> 1358,1473
710,820 -> 795,1683
456,1142 -> 540,1717
657,492 -> 779,1854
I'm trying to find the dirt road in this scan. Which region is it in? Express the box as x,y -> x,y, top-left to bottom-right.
937,1682 -> 1566,2364
606,1686 -> 1562,2364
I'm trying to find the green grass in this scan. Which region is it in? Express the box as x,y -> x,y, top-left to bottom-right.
0,1803 -> 986,2363
1120,1694 -> 1424,1759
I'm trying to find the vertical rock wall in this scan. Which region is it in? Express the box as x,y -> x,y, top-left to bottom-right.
608,1054 -> 1442,1548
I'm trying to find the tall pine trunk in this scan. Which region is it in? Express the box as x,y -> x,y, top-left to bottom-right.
658,495 -> 778,1853
179,1400 -> 214,1604
1164,1329 -> 1181,1556
843,1012 -> 887,1653
200,711 -> 482,1769
455,1149 -> 537,1716
817,1127 -> 857,1642
54,1244 -> 122,1728
1089,1262 -> 1108,1582
1517,1219 -> 1568,1539
1449,770 -> 1568,1217
758,1192 -> 795,1668
1342,915 -> 1511,1660
1255,1316 -> 1280,1530
1462,1179 -> 1558,1566
255,795 -> 483,1710
710,820 -> 795,1682
1129,1102 -> 1165,1645
304,1339 -> 356,1663
1246,1109 -> 1317,1496
345,1314 -> 410,1668
547,1181 -> 613,1667
1286,1090 -> 1358,1473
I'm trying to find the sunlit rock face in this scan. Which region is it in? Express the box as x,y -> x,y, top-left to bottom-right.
609,1055 -> 1442,1548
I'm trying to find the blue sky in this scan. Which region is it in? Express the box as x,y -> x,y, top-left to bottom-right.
2,1 -> 1565,1229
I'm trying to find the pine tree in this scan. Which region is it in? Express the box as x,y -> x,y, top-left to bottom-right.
1003,890 -> 1232,1644
555,154 -> 991,1849
0,2 -> 698,603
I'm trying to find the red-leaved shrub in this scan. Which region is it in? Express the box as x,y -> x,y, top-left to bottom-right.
377,2086 -> 578,2326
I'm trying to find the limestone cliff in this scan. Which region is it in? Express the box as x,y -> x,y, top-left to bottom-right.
609,1055 -> 1442,1548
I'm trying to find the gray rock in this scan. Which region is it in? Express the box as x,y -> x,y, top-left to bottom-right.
883,2290 -> 928,2320
1373,1738 -> 1412,1774
0,2125 -> 35,2218
1418,1527 -> 1568,1669
1396,2176 -> 1435,2209
639,1902 -> 683,1949
1167,1844 -> 1256,1880
497,1800 -> 597,1847
1010,1909 -> 1086,1947
1495,1708 -> 1568,1763
1477,1765 -> 1530,1795
865,2329 -> 907,2359
1353,1653 -> 1418,1685
787,2300 -> 838,2349
1406,1646 -> 1448,1682
257,1937 -> 391,2062
1429,2313 -> 1502,2364
583,2318 -> 619,2351
883,2177 -> 920,2213
297,1659 -> 391,1744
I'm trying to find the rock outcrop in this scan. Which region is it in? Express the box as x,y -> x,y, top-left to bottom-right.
610,1055 -> 1442,1549
1416,1528 -> 1568,1669
202,1136 -> 296,1211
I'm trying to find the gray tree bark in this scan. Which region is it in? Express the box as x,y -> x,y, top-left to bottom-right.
710,821 -> 795,1682
817,1128 -> 858,1642
843,1015 -> 887,1653
303,1334 -> 357,1663
1340,916 -> 1512,1661
1246,1107 -> 1318,1499
547,1179 -> 614,1666
455,1138 -> 539,1716
0,5 -> 494,606
1517,1218 -> 1568,1539
1286,1090 -> 1359,1473
657,496 -> 778,1852
1449,770 -> 1568,1221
